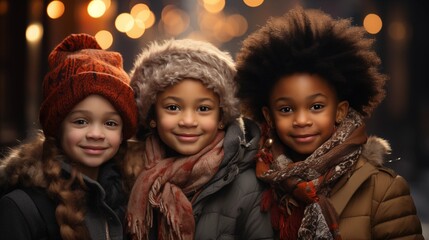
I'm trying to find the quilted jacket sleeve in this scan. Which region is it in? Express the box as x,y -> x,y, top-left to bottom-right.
371,169 -> 424,239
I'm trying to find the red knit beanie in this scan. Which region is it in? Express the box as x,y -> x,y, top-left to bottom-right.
39,33 -> 137,139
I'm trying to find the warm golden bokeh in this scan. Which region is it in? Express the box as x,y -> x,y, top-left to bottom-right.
95,30 -> 113,49
363,13 -> 382,34
46,0 -> 64,19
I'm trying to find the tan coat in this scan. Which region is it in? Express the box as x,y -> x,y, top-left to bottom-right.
329,137 -> 423,239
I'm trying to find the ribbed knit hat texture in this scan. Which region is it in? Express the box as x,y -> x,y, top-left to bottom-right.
39,33 -> 138,139
129,38 -> 239,127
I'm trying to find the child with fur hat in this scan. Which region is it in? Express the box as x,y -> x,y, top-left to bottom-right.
234,7 -> 423,240
124,38 -> 274,240
0,33 -> 138,239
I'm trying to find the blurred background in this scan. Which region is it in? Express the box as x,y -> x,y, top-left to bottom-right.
0,0 -> 428,237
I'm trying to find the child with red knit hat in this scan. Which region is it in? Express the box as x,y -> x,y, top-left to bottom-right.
0,33 -> 138,239
235,7 -> 423,240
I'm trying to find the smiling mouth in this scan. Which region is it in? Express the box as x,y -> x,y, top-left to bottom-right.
292,134 -> 317,143
175,134 -> 200,143
81,146 -> 107,155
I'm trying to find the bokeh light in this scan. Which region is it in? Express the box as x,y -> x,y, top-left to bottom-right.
143,11 -> 156,29
46,0 -> 64,19
203,0 -> 225,14
87,0 -> 106,18
126,24 -> 145,39
161,6 -> 190,36
26,23 -> 43,43
226,14 -> 248,37
101,0 -> 111,10
95,30 -> 113,49
132,3 -> 153,29
213,19 -> 232,42
389,21 -> 407,41
0,1 -> 8,16
363,13 -> 382,34
243,0 -> 264,8
130,3 -> 149,18
115,13 -> 134,32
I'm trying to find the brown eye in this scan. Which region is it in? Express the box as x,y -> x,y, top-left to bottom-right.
311,104 -> 324,110
105,120 -> 119,127
166,105 -> 180,111
279,106 -> 292,113
198,106 -> 211,112
73,119 -> 87,125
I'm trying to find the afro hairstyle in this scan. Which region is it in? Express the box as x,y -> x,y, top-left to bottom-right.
235,7 -> 388,122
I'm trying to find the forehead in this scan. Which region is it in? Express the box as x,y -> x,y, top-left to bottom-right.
158,79 -> 219,101
270,73 -> 337,101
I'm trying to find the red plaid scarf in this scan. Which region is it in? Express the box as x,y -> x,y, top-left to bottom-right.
127,132 -> 225,240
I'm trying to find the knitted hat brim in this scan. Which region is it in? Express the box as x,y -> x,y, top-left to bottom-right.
39,72 -> 137,139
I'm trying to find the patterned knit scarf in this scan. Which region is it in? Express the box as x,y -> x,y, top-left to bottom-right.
257,109 -> 367,240
127,131 -> 225,240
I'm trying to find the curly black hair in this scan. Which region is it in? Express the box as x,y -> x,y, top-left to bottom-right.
235,7 -> 387,122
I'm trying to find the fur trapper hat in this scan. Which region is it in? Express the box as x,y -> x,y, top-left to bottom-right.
39,33 -> 138,139
130,38 -> 239,128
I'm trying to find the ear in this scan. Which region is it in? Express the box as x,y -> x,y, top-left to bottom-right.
262,106 -> 273,128
335,100 -> 349,124
149,119 -> 157,128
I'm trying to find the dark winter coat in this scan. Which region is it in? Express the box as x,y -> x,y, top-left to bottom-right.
0,136 -> 127,240
191,117 -> 274,239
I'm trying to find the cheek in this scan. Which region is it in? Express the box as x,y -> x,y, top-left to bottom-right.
61,128 -> 79,147
201,117 -> 220,133
320,112 -> 337,128
206,119 -> 219,129
157,117 -> 177,132
272,115 -> 290,131
109,131 -> 123,148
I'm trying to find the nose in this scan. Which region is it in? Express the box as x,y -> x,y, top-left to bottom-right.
178,110 -> 198,127
292,110 -> 312,128
86,124 -> 105,140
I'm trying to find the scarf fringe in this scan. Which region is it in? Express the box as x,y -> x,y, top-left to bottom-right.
280,205 -> 304,240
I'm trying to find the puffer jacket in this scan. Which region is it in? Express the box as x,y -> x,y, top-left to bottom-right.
328,136 -> 423,239
0,134 -> 127,240
192,117 -> 273,239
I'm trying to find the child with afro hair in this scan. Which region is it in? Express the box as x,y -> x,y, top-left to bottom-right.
235,7 -> 423,239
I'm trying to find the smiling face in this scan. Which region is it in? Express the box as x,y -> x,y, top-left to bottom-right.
154,79 -> 221,156
263,73 -> 349,161
61,94 -> 123,179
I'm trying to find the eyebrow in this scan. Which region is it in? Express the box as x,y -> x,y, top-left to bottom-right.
161,96 -> 217,104
274,93 -> 328,104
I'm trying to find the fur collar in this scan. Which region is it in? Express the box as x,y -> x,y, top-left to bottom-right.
0,133 -> 47,190
361,136 -> 391,167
